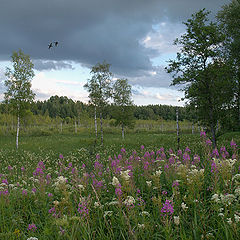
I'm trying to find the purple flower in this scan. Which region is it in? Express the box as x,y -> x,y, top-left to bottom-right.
115,185 -> 122,197
59,154 -> 64,159
22,190 -> 27,196
78,201 -> 89,219
2,179 -> 8,185
27,224 -> 37,232
172,181 -> 179,188
141,145 -> 145,150
200,131 -> 206,137
21,166 -> 25,172
161,200 -> 174,216
206,139 -> 212,146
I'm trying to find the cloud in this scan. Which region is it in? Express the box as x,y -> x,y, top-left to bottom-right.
33,60 -> 74,71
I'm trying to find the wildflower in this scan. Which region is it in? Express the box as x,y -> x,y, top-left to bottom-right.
123,196 -> 135,206
103,211 -> 113,217
120,170 -> 131,181
234,214 -> 240,223
78,185 -> 85,190
112,176 -> 120,187
181,202 -> 188,210
174,216 -> 180,225
27,224 -> 37,232
78,201 -> 89,219
138,223 -> 145,229
94,202 -> 102,208
146,181 -> 152,187
22,189 -> 28,196
206,139 -> 212,146
226,218 -> 232,225
141,145 -> 145,150
155,170 -> 162,176
27,238 -> 38,240
59,154 -> 64,159
115,186 -> 122,197
139,211 -> 150,217
200,131 -> 206,137
161,200 -> 174,216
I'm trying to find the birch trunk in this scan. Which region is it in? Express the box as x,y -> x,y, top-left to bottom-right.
100,112 -> 103,145
122,123 -> 124,140
16,113 -> 20,150
176,108 -> 180,149
94,106 -> 97,139
75,121 -> 77,134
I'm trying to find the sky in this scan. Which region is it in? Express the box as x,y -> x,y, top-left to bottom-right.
0,0 -> 231,106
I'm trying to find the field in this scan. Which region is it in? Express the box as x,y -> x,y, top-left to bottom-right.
0,127 -> 240,239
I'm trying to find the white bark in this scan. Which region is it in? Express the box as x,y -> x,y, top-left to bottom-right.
94,106 -> 97,139
16,114 -> 20,150
122,123 -> 124,140
75,121 -> 77,133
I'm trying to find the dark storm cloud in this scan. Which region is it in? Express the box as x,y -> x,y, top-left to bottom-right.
0,0 -> 230,86
33,60 -> 74,71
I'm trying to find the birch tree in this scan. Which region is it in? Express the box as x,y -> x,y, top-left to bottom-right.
84,61 -> 112,145
112,78 -> 135,139
4,49 -> 35,149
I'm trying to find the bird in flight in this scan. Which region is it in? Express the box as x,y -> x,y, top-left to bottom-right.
48,42 -> 53,49
48,41 -> 59,49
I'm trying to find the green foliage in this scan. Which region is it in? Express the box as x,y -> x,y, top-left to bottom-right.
166,9 -> 235,146
4,49 -> 35,117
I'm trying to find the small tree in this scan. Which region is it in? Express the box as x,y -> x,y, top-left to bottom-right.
84,61 -> 113,145
166,9 -> 235,148
112,78 -> 135,139
4,49 -> 35,149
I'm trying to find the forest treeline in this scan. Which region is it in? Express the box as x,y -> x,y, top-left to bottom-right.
0,95 -> 191,122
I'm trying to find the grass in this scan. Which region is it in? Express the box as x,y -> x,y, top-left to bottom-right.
0,130 -> 239,239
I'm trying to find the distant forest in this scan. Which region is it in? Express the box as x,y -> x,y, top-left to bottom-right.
0,95 -> 192,122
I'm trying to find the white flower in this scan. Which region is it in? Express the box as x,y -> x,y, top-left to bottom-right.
112,176 -> 120,186
181,202 -> 188,210
138,223 -> 145,229
226,218 -> 232,225
94,201 -> 103,208
123,196 -> 135,206
155,170 -> 162,176
174,216 -> 180,225
78,184 -> 85,190
103,211 -> 113,217
218,213 -> 224,217
120,170 -> 131,181
211,194 -> 220,203
146,181 -> 152,187
140,211 -> 150,217
234,214 -> 240,223
220,194 -> 235,206
27,237 -> 38,240
234,187 -> 240,197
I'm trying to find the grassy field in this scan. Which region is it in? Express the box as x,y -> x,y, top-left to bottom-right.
0,130 -> 240,239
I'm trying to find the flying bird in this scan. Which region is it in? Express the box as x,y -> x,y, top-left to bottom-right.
54,41 -> 59,47
48,42 -> 53,49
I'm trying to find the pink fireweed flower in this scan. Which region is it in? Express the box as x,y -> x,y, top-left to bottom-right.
206,139 -> 212,146
96,154 -> 100,160
121,148 -> 126,154
59,154 -> 64,159
21,166 -> 25,172
185,147 -> 191,153
48,193 -> 53,197
161,200 -> 174,216
81,163 -> 86,169
172,181 -> 179,188
162,190 -> 167,195
230,139 -> 237,148
115,184 -> 123,197
22,190 -> 27,196
200,131 -> 206,137
32,188 -> 37,194
212,149 -> 219,158
141,145 -> 145,150
211,161 -> 218,173
78,201 -> 89,219
33,167 -> 44,176
38,161 -> 45,170
2,179 -> 8,185
27,224 -> 37,232
8,165 -> 13,171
